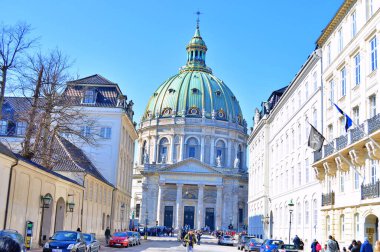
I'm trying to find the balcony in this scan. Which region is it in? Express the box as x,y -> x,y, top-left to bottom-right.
361,180 -> 380,200
368,114 -> 380,134
335,135 -> 347,150
321,191 -> 335,206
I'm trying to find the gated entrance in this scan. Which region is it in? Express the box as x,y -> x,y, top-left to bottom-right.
205,208 -> 215,231
183,206 -> 195,229
164,206 -> 173,228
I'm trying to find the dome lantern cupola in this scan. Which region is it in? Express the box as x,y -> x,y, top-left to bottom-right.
180,19 -> 212,74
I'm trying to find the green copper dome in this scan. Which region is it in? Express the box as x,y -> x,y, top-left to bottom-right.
143,25 -> 244,126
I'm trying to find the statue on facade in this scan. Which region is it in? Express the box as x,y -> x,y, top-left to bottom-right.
116,94 -> 126,108
143,152 -> 149,164
211,109 -> 216,120
234,156 -> 240,169
202,108 -> 206,118
161,155 -> 166,164
216,155 -> 222,167
126,100 -> 134,119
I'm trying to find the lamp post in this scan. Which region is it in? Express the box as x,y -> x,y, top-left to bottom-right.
144,209 -> 148,240
288,199 -> 294,244
120,203 -> 125,231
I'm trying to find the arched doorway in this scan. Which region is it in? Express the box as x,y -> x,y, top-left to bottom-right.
54,197 -> 65,232
40,194 -> 53,245
364,214 -> 379,245
269,211 -> 274,238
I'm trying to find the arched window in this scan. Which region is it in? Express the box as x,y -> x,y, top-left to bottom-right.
326,215 -> 331,235
186,137 -> 199,159
313,199 -> 318,228
340,214 -> 345,240
304,201 -> 309,225
313,72 -> 318,91
195,50 -> 198,59
141,140 -> 147,164
354,213 -> 359,239
215,140 -> 226,166
158,137 -> 169,163
238,144 -> 243,169
297,202 -> 301,225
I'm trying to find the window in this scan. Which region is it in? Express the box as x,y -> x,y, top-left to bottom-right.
371,160 -> 377,184
313,199 -> 318,227
340,117 -> 345,135
313,72 -> 318,91
327,43 -> 331,65
353,106 -> 360,125
158,137 -> 169,163
291,167 -> 295,188
370,95 -> 377,117
16,121 -> 27,136
340,172 -> 345,192
0,120 -> 7,135
298,162 -> 302,186
340,215 -> 345,240
305,201 -> 309,225
187,137 -> 199,159
313,110 -> 318,129
351,11 -> 357,37
100,127 -> 111,139
136,204 -> 140,218
328,124 -> 333,141
329,80 -> 334,104
371,37 -> 378,72
305,158 -> 310,183
327,216 -> 331,234
298,124 -> 301,146
354,171 -> 360,190
354,213 -> 360,239
354,53 -> 361,85
367,0 -> 374,19
298,91 -> 301,107
341,67 -> 346,97
297,202 -> 301,225
305,82 -> 309,99
338,28 -> 343,52
80,126 -> 91,137
83,90 -> 95,104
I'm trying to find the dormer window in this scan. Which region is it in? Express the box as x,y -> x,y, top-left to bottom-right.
168,88 -> 175,94
82,90 -> 96,104
215,90 -> 222,96
192,88 -> 199,94
154,92 -> 158,97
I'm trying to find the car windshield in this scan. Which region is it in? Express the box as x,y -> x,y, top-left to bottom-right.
113,232 -> 126,237
83,234 -> 92,242
126,232 -> 134,237
51,232 -> 77,241
268,240 -> 283,245
250,238 -> 263,243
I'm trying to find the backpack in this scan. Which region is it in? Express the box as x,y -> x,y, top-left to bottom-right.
316,243 -> 322,251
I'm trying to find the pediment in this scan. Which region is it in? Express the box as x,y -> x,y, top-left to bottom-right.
157,158 -> 223,174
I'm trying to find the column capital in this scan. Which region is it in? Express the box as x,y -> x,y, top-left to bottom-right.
216,185 -> 224,190
198,184 -> 205,189
176,183 -> 184,188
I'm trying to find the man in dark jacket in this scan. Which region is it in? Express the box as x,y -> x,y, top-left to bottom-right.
105,227 -> 111,246
293,235 -> 301,249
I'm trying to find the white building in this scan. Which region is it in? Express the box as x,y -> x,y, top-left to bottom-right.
248,50 -> 322,247
313,0 -> 380,247
132,24 -> 248,231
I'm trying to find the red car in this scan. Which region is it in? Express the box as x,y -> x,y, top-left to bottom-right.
109,232 -> 129,247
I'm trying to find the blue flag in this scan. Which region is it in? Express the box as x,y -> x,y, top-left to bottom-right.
333,102 -> 353,132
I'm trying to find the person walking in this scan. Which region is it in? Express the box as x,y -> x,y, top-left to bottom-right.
351,241 -> 360,252
293,235 -> 301,249
327,235 -> 338,252
196,231 -> 202,245
349,240 -> 357,252
184,230 -> 197,252
105,227 -> 111,246
374,241 -> 380,252
360,238 -> 373,252
312,239 -> 320,252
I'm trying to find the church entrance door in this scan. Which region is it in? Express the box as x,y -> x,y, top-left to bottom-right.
183,206 -> 195,229
205,208 -> 215,231
164,206 -> 173,228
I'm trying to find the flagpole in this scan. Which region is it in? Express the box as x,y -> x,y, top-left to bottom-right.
328,98 -> 380,149
308,121 -> 364,179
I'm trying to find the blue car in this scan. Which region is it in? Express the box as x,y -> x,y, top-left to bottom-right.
260,239 -> 284,252
43,231 -> 86,252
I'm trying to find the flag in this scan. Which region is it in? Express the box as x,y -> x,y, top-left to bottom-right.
308,124 -> 325,151
333,102 -> 353,132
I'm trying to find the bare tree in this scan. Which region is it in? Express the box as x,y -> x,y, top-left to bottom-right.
0,22 -> 36,119
18,49 -> 96,168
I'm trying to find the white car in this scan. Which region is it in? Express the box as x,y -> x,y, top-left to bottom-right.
218,235 -> 234,246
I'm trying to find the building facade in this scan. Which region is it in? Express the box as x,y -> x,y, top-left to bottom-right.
132,24 -> 248,231
313,0 -> 380,247
248,51 -> 322,248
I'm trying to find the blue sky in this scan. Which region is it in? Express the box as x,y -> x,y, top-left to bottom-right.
2,1 -> 342,127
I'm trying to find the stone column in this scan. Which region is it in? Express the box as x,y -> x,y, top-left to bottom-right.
210,138 -> 215,166
176,184 -> 183,229
200,136 -> 205,162
180,135 -> 185,161
197,185 -> 205,229
156,183 -> 164,225
141,183 -> 148,225
171,136 -> 176,163
216,185 -> 223,230
152,136 -> 158,163
232,188 -> 239,229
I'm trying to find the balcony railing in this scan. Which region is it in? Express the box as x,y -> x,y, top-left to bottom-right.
321,191 -> 335,206
361,180 -> 380,200
368,114 -> 380,134
350,125 -> 364,143
336,135 -> 347,150
314,150 -> 322,162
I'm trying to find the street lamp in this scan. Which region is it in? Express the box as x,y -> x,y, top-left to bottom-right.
39,194 -> 53,246
121,203 -> 125,231
288,199 -> 294,244
66,194 -> 75,213
145,209 -> 148,240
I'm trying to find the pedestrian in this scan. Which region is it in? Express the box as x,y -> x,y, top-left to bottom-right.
184,230 -> 197,252
349,240 -> 357,252
327,235 -> 338,252
105,227 -> 111,246
293,235 -> 301,249
196,231 -> 202,245
343,247 -> 347,252
324,244 -> 328,252
351,241 -> 360,252
76,227 -> 81,232
311,239 -> 318,252
0,236 -> 21,252
316,241 -> 322,252
360,238 -> 373,252
374,241 -> 380,252
332,236 -> 340,252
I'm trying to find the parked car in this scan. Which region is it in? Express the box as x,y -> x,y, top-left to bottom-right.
237,235 -> 255,250
126,231 -> 137,246
83,233 -> 100,252
133,232 -> 141,245
260,239 -> 284,252
244,237 -> 264,252
218,235 -> 234,246
43,231 -> 86,252
109,232 -> 129,247
0,229 -> 27,252
276,244 -> 298,252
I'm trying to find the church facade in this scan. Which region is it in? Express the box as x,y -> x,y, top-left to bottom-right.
132,23 -> 248,231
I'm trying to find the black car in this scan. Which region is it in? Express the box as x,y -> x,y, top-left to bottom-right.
237,235 -> 255,250
0,230 -> 27,252
43,231 -> 86,252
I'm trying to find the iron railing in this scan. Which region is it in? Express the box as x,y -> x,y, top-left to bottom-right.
361,180 -> 380,200
321,191 -> 335,206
